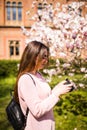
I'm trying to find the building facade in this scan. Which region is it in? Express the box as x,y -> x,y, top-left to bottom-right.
0,0 -> 33,60
0,0 -> 87,60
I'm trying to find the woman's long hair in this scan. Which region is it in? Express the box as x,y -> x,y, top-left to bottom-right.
14,41 -> 49,102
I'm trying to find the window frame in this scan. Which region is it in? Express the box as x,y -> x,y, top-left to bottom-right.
9,40 -> 20,57
5,1 -> 22,22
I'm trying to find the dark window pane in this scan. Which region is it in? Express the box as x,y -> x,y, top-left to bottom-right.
16,46 -> 19,55
18,2 -> 22,6
38,3 -> 43,10
12,2 -> 16,6
6,2 -> 11,20
6,1 -> 10,6
12,7 -> 16,20
16,41 -> 19,45
18,2 -> 22,21
7,6 -> 11,20
12,2 -> 16,20
10,46 -> 14,56
43,3 -> 47,8
10,41 -> 13,45
18,7 -> 22,20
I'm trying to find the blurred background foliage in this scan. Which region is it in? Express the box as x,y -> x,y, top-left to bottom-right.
0,58 -> 87,130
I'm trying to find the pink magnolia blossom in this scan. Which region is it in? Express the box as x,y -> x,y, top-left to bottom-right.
22,0 -> 87,59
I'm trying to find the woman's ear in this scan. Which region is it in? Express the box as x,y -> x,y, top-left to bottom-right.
34,56 -> 39,69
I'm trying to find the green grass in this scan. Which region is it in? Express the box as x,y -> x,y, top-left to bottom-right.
0,74 -> 87,130
0,76 -> 16,130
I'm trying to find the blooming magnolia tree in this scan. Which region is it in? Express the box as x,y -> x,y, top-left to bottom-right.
21,0 -> 87,60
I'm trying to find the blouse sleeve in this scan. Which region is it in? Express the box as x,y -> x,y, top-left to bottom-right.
18,74 -> 59,119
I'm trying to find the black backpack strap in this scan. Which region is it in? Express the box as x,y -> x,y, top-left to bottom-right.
25,107 -> 29,120
26,73 -> 36,86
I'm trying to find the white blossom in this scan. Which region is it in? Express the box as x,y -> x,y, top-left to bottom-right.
80,67 -> 86,72
68,73 -> 74,76
79,83 -> 84,88
22,0 -> 87,59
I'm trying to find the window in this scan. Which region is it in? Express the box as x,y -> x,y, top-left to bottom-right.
37,2 -> 53,21
38,3 -> 43,10
38,2 -> 48,10
15,41 -> 19,55
18,2 -> 22,21
9,40 -> 20,56
37,3 -> 48,20
12,2 -> 16,20
6,1 -> 11,20
6,1 -> 22,21
43,3 -> 47,9
78,8 -> 82,16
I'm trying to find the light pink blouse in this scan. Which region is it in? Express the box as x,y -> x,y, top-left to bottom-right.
18,73 -> 59,130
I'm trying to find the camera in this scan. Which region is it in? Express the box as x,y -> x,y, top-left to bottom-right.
65,78 -> 76,92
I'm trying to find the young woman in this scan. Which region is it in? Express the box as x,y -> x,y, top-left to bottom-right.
14,41 -> 73,130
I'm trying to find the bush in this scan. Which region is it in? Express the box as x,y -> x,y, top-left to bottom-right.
0,60 -> 19,77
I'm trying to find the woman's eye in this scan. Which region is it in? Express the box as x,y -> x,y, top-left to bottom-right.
42,55 -> 48,59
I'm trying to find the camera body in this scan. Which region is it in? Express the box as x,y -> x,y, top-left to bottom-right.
65,78 -> 75,92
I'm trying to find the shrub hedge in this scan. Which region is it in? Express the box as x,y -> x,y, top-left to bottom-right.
0,60 -> 19,77
0,58 -> 86,77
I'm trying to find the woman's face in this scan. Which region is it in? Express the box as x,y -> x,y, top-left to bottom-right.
36,49 -> 49,70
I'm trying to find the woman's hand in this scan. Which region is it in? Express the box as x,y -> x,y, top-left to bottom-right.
52,80 -> 74,97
